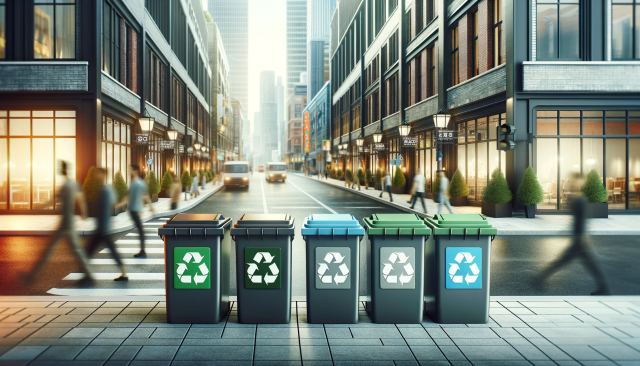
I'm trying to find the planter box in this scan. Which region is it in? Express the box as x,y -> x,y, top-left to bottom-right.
524,205 -> 536,218
159,189 -> 170,199
391,186 -> 405,195
374,183 -> 382,191
86,202 -> 100,218
481,202 -> 512,218
450,196 -> 468,207
588,202 -> 608,218
150,194 -> 159,203
113,204 -> 127,217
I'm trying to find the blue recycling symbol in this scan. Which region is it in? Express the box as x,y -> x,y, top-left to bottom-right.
445,247 -> 482,289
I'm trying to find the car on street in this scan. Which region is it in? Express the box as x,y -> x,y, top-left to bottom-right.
265,162 -> 287,182
257,164 -> 265,173
224,161 -> 250,188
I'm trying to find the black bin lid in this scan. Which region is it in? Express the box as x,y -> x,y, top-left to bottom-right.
234,214 -> 294,228
162,214 -> 229,228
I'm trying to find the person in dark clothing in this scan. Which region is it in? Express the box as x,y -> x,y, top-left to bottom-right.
538,173 -> 610,295
86,168 -> 128,281
118,164 -> 155,258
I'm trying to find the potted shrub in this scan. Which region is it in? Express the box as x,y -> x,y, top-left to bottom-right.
449,168 -> 470,206
517,166 -> 544,218
147,171 -> 160,203
160,171 -> 173,198
357,168 -> 366,189
374,169 -> 383,190
337,168 -> 343,181
112,171 -> 129,215
581,169 -> 608,218
345,169 -> 353,187
181,170 -> 192,192
432,174 -> 441,198
481,168 -> 512,217
392,166 -> 406,194
81,166 -> 101,217
365,169 -> 372,189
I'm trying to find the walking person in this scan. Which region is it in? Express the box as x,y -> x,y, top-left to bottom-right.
437,171 -> 454,214
324,168 -> 328,180
190,171 -> 200,198
379,171 -> 393,202
170,172 -> 182,210
27,161 -> 93,280
119,164 -> 155,258
537,173 -> 610,295
86,168 -> 128,281
410,169 -> 428,213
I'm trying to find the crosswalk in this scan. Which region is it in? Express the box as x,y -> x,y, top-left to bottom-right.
46,217 -> 169,296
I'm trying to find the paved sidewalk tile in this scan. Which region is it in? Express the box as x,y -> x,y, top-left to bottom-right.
0,345 -> 48,361
34,345 -> 84,360
254,345 -> 300,361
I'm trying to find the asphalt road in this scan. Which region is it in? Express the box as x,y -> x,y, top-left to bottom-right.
1,173 -> 638,297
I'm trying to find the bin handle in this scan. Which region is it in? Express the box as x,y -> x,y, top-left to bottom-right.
463,229 -> 467,241
174,228 -> 177,240
276,228 -> 279,240
331,228 -> 334,241
261,228 -> 264,240
246,228 -> 250,240
204,228 -> 207,240
397,228 -> 401,241
189,228 -> 192,240
383,228 -> 387,239
448,229 -> 452,241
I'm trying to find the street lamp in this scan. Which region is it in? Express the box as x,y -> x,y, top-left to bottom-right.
356,137 -> 364,147
194,142 -> 201,150
373,131 -> 383,143
167,129 -> 178,141
433,105 -> 451,171
398,121 -> 411,137
138,108 -> 155,132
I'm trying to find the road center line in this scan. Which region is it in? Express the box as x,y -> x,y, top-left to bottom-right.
259,176 -> 268,214
287,180 -> 337,214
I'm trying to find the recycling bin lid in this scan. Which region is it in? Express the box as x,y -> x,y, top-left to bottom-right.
161,214 -> 231,228
234,214 -> 294,228
363,213 -> 427,228
371,213 -> 423,222
423,214 -> 497,236
301,214 -> 365,236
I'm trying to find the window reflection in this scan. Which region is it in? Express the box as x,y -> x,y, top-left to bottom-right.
34,1 -> 75,59
559,138 -> 580,209
0,138 -> 6,209
607,139 -> 626,209
537,139 -> 558,209
33,138 -> 54,210
630,139 -> 640,209
10,139 -> 30,210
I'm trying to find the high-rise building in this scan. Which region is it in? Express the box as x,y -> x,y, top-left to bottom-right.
259,71 -> 279,163
276,76 -> 285,160
208,0 -> 249,114
285,84 -> 308,170
306,0 -> 336,101
286,0 -> 308,94
253,112 -> 262,167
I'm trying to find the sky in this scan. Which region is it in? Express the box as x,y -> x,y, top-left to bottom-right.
248,0 -> 287,132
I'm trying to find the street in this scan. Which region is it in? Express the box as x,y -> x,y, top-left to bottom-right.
1,173 -> 638,297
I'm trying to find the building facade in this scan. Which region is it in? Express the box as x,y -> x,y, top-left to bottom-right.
259,71 -> 278,164
303,81 -> 331,174
330,0 -> 640,213
307,0 -> 336,102
287,0 -> 308,94
231,99 -> 243,161
276,76 -> 285,161
286,84 -> 308,170
0,0 -> 211,213
208,0 -> 249,114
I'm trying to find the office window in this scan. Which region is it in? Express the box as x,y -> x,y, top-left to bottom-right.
426,0 -> 437,24
429,45 -> 437,97
146,47 -> 167,112
536,0 -> 581,60
103,1 -> 138,93
0,0 -> 5,58
415,54 -> 422,102
612,0 -> 640,60
34,0 -> 75,59
172,76 -> 184,122
145,0 -> 169,41
406,63 -> 412,107
472,12 -> 479,76
451,26 -> 459,86
493,0 -> 504,66
407,10 -> 412,41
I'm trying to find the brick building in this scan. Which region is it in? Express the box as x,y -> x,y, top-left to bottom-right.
0,0 -> 211,213
330,0 -> 640,213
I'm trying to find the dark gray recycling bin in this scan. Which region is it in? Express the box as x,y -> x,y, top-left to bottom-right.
423,214 -> 497,324
302,214 -> 365,324
231,214 -> 295,324
159,214 -> 232,324
363,214 -> 431,324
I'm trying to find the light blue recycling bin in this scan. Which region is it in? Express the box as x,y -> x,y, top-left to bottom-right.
302,214 -> 364,324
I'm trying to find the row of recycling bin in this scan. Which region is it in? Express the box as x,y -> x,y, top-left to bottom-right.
159,213 -> 497,325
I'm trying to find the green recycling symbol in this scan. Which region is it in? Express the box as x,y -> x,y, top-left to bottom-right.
244,247 -> 281,289
174,247 -> 211,289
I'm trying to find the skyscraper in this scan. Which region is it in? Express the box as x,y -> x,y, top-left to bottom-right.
208,0 -> 249,114
286,0 -> 308,94
276,76 -> 285,160
259,71 -> 278,163
307,0 -> 336,101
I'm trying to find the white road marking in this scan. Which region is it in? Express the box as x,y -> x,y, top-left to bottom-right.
125,233 -> 160,237
90,258 -> 165,265
115,239 -> 164,245
287,180 -> 337,214
63,273 -> 165,280
270,207 -> 322,209
143,222 -> 163,226
47,288 -> 165,296
259,176 -> 268,214
101,248 -> 164,254
157,218 -> 172,220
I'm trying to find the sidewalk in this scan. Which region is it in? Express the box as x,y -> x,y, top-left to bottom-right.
0,183 -> 224,236
0,296 -> 639,365
298,174 -> 640,236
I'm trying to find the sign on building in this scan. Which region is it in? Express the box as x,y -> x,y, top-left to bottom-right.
373,142 -> 386,151
135,134 -> 150,145
322,140 -> 331,151
402,136 -> 419,148
303,111 -> 311,153
437,130 -> 457,144
160,140 -> 175,150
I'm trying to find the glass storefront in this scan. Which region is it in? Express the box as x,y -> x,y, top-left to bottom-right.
0,110 -> 76,211
535,110 -> 640,210
102,115 -> 131,184
415,130 -> 437,192
456,114 -> 507,202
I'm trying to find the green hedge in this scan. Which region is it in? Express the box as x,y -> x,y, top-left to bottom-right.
581,169 -> 608,203
449,168 -> 470,197
161,171 -> 173,191
181,170 -> 192,189
392,166 -> 405,187
112,171 -> 128,201
517,166 -> 544,206
375,169 -> 383,185
365,169 -> 372,182
147,171 -> 161,195
82,166 -> 102,204
482,168 -> 512,204
357,168 -> 365,182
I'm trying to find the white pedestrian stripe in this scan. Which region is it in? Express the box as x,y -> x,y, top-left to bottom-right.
115,239 -> 164,245
157,218 -> 172,220
90,258 -> 165,265
47,288 -> 165,296
259,176 -> 268,214
271,207 -> 322,209
101,248 -> 165,254
143,222 -> 163,226
126,233 -> 160,237
63,273 -> 165,280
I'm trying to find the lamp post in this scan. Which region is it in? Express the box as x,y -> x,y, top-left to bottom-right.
139,108 -> 155,172
433,105 -> 451,171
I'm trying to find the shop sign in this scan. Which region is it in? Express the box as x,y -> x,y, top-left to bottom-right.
135,134 -> 150,145
402,136 -> 419,148
217,154 -> 224,161
373,142 -> 386,151
179,145 -> 185,153
160,140 -> 175,150
303,111 -> 311,153
322,139 -> 331,151
437,130 -> 457,144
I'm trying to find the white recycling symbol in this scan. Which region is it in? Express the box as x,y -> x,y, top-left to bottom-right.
176,252 -> 209,285
449,252 -> 480,285
247,252 -> 280,285
317,252 -> 349,286
382,252 -> 414,285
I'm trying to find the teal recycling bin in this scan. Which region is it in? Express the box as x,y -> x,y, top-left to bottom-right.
423,214 -> 497,324
231,214 -> 295,324
159,214 -> 232,324
302,214 -> 364,324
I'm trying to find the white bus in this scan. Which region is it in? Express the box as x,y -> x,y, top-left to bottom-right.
265,162 -> 287,182
223,161 -> 250,188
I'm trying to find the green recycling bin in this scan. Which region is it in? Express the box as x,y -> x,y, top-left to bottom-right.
363,214 -> 431,324
423,214 -> 497,324
302,214 -> 365,324
231,214 -> 295,324
159,214 -> 232,324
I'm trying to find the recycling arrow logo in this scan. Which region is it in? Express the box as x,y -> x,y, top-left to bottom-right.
380,247 -> 415,289
446,247 -> 482,289
173,247 -> 211,290
316,248 -> 351,289
244,247 -> 281,289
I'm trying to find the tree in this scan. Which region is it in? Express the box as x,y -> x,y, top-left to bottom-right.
432,175 -> 441,195
581,169 -> 608,203
345,169 -> 353,182
517,167 -> 544,206
482,168 -> 512,203
357,168 -> 365,182
365,169 -> 372,183
449,168 -> 470,197
392,166 -> 405,187
375,168 -> 383,185
82,166 -> 102,204
161,171 -> 173,191
337,169 -> 343,179
181,170 -> 192,190
147,171 -> 161,196
112,171 -> 129,201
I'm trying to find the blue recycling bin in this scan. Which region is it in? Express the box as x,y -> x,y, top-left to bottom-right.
302,214 -> 365,324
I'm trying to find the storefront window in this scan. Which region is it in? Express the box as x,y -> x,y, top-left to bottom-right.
0,0 -> 5,59
34,0 -> 76,59
606,111 -> 626,135
607,139 -> 626,209
102,115 -> 131,184
559,138 -> 580,209
537,139 -> 558,210
630,139 -> 640,209
559,111 -> 580,135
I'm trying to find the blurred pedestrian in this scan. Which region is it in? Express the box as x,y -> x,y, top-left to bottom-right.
200,171 -> 206,189
118,164 -> 155,258
379,171 -> 393,202
437,171 -> 454,214
86,168 -> 127,281
538,173 -> 610,295
170,172 -> 182,210
190,171 -> 200,198
27,161 -> 92,280
324,169 -> 328,180
410,169 -> 428,213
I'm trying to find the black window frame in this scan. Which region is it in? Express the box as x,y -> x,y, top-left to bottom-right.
472,11 -> 479,76
33,0 -> 76,60
611,0 -> 640,60
535,0 -> 583,61
451,25 -> 459,86
0,0 -> 6,59
493,0 -> 504,66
